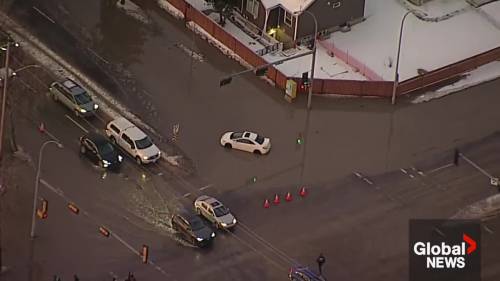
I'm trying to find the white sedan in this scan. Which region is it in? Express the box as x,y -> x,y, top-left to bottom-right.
220,131 -> 271,154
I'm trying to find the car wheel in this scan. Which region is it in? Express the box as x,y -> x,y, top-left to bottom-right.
135,156 -> 142,165
110,136 -> 116,145
80,145 -> 86,154
253,150 -> 261,155
224,143 -> 232,149
74,109 -> 80,117
196,208 -> 201,215
98,161 -> 104,168
52,93 -> 58,102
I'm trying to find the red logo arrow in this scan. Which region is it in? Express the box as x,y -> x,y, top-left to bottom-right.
463,233 -> 477,254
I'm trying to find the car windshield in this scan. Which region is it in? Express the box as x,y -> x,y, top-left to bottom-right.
230,132 -> 243,139
255,135 -> 265,145
98,142 -> 115,156
74,93 -> 92,105
213,206 -> 230,217
135,136 -> 153,149
190,217 -> 205,230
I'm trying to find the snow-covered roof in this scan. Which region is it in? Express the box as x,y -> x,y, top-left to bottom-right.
261,0 -> 316,14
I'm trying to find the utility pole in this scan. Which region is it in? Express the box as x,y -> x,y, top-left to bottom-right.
0,40 -> 11,162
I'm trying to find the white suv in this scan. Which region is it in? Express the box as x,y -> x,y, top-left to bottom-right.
105,117 -> 161,164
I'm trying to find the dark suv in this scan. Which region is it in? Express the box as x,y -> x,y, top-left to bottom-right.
171,211 -> 215,247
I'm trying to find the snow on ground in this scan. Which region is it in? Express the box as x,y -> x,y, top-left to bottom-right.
412,60 -> 500,103
206,13 -> 265,52
402,0 -> 472,20
157,0 -> 185,19
330,0 -> 500,81
263,44 -> 368,80
451,193 -> 500,220
116,0 -> 152,24
182,0 -> 363,79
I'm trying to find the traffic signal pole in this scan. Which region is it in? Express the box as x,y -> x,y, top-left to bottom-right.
219,50 -> 314,87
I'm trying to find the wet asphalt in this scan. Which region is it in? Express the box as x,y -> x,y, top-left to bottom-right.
2,0 -> 500,280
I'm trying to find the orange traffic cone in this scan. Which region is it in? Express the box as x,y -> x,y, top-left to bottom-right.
285,192 -> 293,202
299,186 -> 307,197
263,199 -> 270,208
273,194 -> 280,205
38,122 -> 45,133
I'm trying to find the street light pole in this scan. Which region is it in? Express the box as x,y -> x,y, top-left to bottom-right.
391,11 -> 413,105
0,41 -> 11,161
301,10 -> 318,110
30,140 -> 63,239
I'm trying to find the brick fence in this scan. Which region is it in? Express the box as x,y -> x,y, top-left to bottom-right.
163,0 -> 500,98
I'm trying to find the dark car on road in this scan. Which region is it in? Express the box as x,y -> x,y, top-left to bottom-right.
289,266 -> 326,281
79,133 -> 123,170
171,210 -> 216,247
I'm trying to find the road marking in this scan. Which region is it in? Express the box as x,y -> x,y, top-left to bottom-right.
182,192 -> 191,198
86,47 -> 109,64
32,6 -> 55,24
427,163 -> 454,174
65,114 -> 89,133
400,168 -> 408,174
353,172 -> 373,185
40,178 -> 176,279
483,225 -> 494,234
433,227 -> 446,238
198,184 -> 213,191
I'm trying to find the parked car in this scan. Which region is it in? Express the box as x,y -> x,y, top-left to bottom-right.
220,131 -> 271,154
49,78 -> 98,117
194,195 -> 237,230
289,266 -> 326,281
105,117 -> 161,165
171,210 -> 216,247
79,133 -> 123,170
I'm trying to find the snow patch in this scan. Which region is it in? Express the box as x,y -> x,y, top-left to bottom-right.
0,11 -> 191,163
412,60 -> 500,103
116,0 -> 152,24
331,0 -> 500,81
157,0 -> 185,19
187,21 -> 253,69
451,194 -> 500,220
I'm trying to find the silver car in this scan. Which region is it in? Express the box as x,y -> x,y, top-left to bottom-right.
194,195 -> 237,229
49,79 -> 98,117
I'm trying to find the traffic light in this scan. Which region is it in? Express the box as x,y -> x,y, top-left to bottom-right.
301,72 -> 310,87
453,149 -> 460,166
255,66 -> 268,76
297,133 -> 303,145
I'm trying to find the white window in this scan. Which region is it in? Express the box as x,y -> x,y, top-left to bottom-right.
284,11 -> 293,27
246,0 -> 259,19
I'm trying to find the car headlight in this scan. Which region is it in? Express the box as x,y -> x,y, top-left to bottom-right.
118,155 -> 123,162
211,232 -> 216,238
221,222 -> 227,227
94,104 -> 99,110
79,108 -> 87,113
196,237 -> 203,242
143,155 -> 148,160
102,160 -> 110,167
232,218 -> 237,224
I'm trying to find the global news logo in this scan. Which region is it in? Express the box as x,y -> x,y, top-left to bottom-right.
409,219 -> 481,281
412,233 -> 477,269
